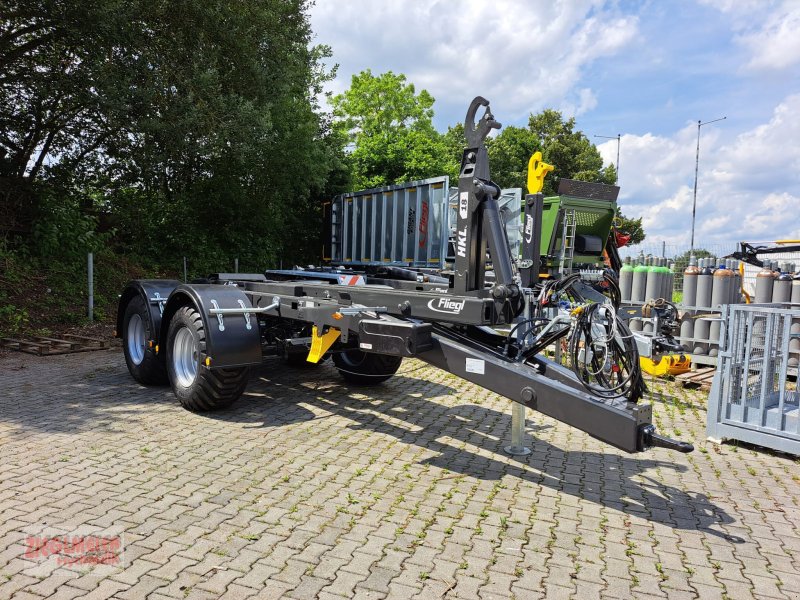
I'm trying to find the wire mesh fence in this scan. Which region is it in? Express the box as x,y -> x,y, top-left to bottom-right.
620,242 -> 739,296
618,242 -> 800,297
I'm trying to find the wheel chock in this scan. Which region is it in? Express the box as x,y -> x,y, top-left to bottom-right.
307,326 -> 340,363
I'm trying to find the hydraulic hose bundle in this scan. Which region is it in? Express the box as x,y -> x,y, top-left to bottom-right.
568,303 -> 646,402
510,271 -> 646,402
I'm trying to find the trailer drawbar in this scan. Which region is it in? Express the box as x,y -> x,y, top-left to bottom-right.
116,96 -> 693,455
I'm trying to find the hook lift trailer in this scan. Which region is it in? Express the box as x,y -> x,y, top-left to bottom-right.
116,97 -> 693,455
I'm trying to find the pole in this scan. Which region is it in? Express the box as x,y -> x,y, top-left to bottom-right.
505,402 -> 531,456
690,116 -> 726,253
506,289 -> 531,456
87,252 -> 94,322
183,257 -> 187,283
662,241 -> 666,258
235,258 -> 239,273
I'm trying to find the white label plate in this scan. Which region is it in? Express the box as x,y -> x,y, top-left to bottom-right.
465,358 -> 485,374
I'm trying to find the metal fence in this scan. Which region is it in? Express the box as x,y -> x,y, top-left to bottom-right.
621,242 -> 800,297
707,303 -> 800,455
619,242 -> 738,296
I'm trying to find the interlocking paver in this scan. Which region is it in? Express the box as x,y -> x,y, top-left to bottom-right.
0,351 -> 799,599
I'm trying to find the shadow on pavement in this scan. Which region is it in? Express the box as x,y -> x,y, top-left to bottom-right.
2,354 -> 740,542
229,363 -> 743,543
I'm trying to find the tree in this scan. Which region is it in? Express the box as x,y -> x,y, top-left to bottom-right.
331,70 -> 448,189
674,248 -> 715,265
441,122 -> 466,183
1,0 -> 339,267
615,210 -> 646,245
481,109 -> 616,195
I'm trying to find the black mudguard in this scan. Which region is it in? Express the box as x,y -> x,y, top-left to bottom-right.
159,284 -> 262,369
116,279 -> 182,344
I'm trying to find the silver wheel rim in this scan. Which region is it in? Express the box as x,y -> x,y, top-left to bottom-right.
173,327 -> 198,388
127,314 -> 146,366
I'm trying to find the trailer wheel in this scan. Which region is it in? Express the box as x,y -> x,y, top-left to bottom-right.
332,349 -> 402,385
122,296 -> 168,385
166,305 -> 250,411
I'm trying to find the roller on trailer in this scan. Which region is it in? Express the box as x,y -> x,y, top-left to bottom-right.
116,97 -> 692,455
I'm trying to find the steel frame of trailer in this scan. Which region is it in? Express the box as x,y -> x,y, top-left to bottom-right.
116,97 -> 692,456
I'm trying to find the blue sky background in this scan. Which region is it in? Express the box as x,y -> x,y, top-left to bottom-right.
310,0 -> 800,249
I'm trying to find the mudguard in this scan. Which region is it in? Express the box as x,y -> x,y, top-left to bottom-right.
159,284 -> 262,369
116,279 -> 182,345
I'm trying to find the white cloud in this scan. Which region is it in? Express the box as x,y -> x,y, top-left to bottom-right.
700,0 -> 800,72
309,0 -> 638,124
740,8 -> 800,71
599,94 -> 800,248
561,88 -> 598,118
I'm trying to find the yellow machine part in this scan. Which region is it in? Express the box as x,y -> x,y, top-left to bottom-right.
640,354 -> 691,377
307,326 -> 340,363
526,151 -> 555,194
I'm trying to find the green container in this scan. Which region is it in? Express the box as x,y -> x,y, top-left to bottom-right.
539,195 -> 617,271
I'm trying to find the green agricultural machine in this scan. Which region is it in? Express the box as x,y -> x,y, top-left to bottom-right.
537,178 -> 619,277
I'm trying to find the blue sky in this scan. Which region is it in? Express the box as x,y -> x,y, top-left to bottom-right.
310,0 -> 800,249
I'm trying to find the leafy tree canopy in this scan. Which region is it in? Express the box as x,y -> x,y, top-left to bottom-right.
1,0 -> 339,267
615,210 -> 646,245
330,70 -> 448,189
484,109 -> 616,196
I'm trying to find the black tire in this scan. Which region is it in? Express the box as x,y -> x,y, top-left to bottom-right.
332,349 -> 402,385
165,305 -> 250,411
122,295 -> 168,385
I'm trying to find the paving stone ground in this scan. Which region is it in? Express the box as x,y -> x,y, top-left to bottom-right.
0,348 -> 799,599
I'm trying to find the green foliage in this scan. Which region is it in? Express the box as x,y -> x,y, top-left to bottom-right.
331,70 -> 449,189
615,210 -> 646,245
2,0 -> 340,275
484,109 -> 616,195
441,123 -> 467,183
30,191 -> 114,260
675,248 -> 715,264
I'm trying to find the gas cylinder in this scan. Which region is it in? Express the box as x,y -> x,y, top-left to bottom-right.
631,258 -> 648,303
789,270 -> 800,367
658,258 -> 672,302
729,259 -> 741,304
793,268 -> 800,305
693,258 -> 714,354
665,261 -> 675,302
644,256 -> 660,303
680,255 -> 700,349
772,262 -> 793,303
755,260 -> 777,304
708,261 -> 733,357
682,255 -> 699,308
619,257 -> 633,302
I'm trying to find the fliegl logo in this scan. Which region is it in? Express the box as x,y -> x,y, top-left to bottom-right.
524,214 -> 534,244
427,296 -> 466,314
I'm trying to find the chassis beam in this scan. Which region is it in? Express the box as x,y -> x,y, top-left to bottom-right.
418,329 -> 653,453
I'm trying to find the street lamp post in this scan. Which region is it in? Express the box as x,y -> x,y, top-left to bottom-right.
594,134 -> 621,184
690,117 -> 726,253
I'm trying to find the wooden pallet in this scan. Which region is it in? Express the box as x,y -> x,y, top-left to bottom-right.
0,334 -> 109,356
675,367 -> 717,390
